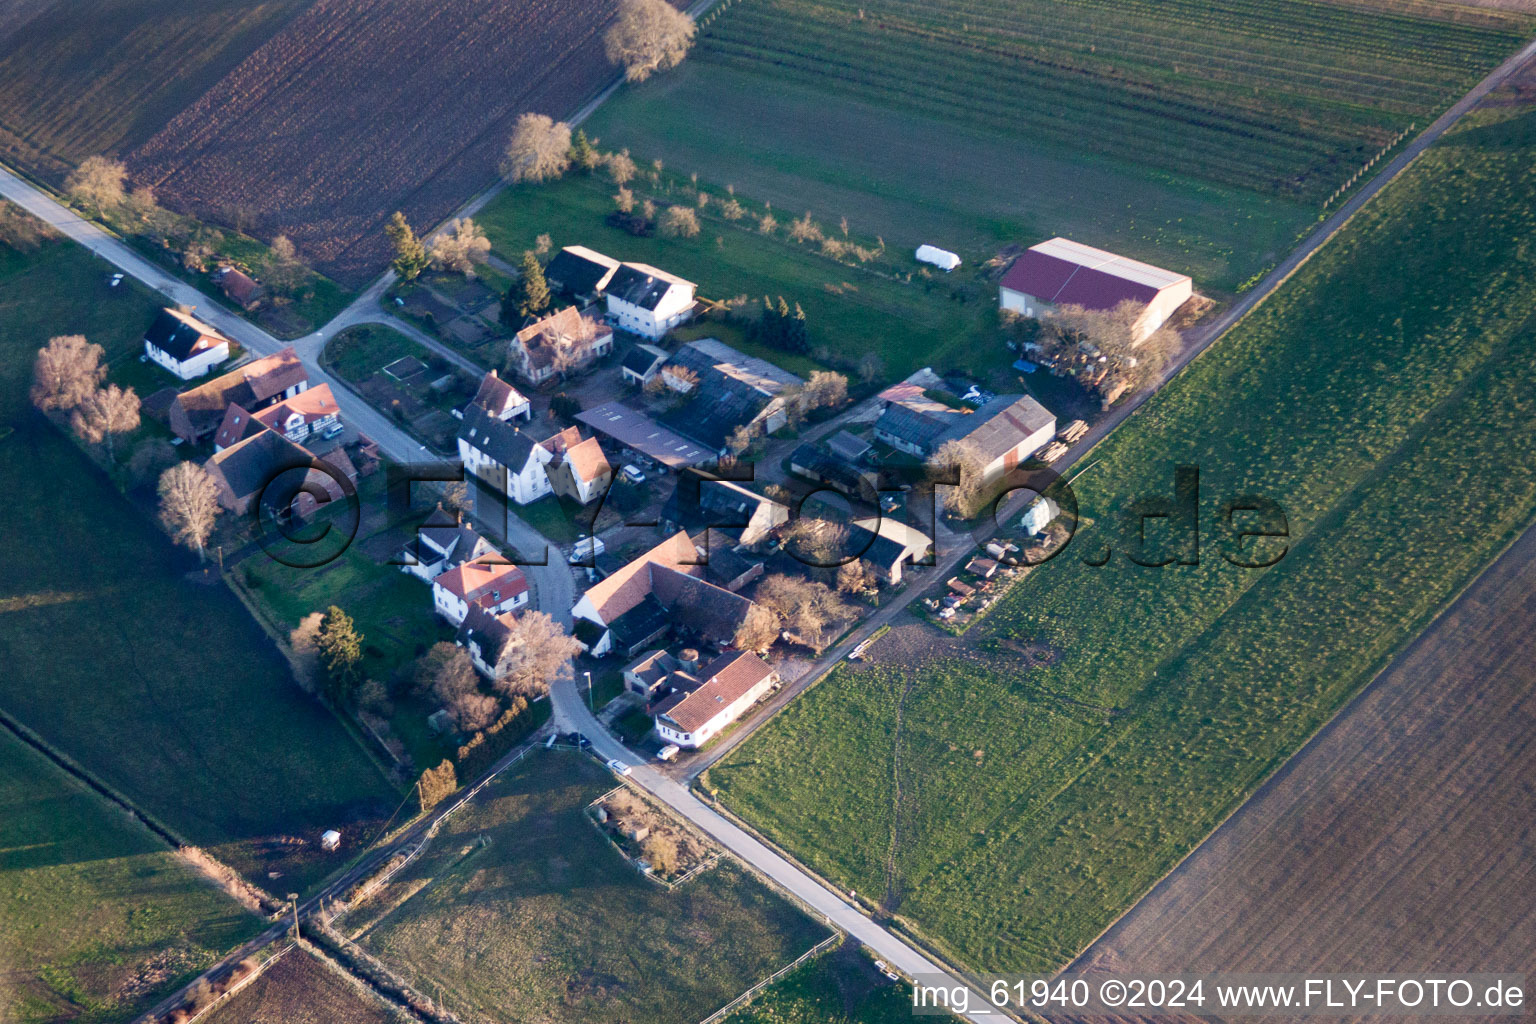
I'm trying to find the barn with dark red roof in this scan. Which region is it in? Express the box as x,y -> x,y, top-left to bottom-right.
1000,238 -> 1192,342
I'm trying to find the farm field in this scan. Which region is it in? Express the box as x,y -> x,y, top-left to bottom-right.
704,105 -> 1536,971
1075,521 -> 1536,992
345,751 -> 829,1024
477,172 -> 998,379
585,0 -> 1533,293
0,221 -> 397,892
0,0 -> 313,179
0,727 -> 259,1024
128,0 -> 630,285
202,944 -> 402,1024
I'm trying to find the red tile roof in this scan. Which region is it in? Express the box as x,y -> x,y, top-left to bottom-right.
654,651 -> 776,733
435,560 -> 528,607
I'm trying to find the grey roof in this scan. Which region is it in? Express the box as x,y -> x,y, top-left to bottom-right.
607,263 -> 689,311
659,341 -> 802,451
545,246 -> 619,297
207,429 -> 312,501
144,308 -> 224,360
621,344 -> 668,377
874,401 -> 955,449
608,594 -> 672,654
458,402 -> 542,471
934,394 -> 1055,461
577,401 -> 711,468
826,430 -> 872,462
788,443 -> 873,496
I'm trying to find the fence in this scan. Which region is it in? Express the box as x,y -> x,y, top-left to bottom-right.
696,932 -> 843,1024
1323,123 -> 1416,210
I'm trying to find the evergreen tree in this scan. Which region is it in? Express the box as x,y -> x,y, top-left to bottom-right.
789,302 -> 810,352
316,605 -> 364,708
517,251 -> 550,318
385,212 -> 429,281
570,129 -> 600,172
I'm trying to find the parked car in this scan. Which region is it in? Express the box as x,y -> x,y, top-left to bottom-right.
606,758 -> 632,777
621,464 -> 646,484
320,421 -> 345,441
657,744 -> 680,762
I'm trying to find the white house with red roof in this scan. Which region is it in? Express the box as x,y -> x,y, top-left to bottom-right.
999,238 -> 1192,342
650,650 -> 780,748
431,560 -> 529,627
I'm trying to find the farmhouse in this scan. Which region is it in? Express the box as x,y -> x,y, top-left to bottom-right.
399,504 -> 497,581
604,263 -> 696,339
660,472 -> 790,548
650,651 -> 780,749
143,307 -> 231,380
455,605 -> 520,679
431,559 -> 529,627
621,343 -> 669,386
544,245 -> 621,302
875,384 -> 1055,484
506,306 -> 613,385
571,531 -> 756,657
457,404 -> 556,505
468,370 -> 531,423
213,267 -> 264,310
213,382 -> 341,450
660,339 -> 805,453
204,428 -> 355,516
542,426 -> 612,505
999,238 -> 1192,342
576,401 -> 712,469
169,347 -> 309,443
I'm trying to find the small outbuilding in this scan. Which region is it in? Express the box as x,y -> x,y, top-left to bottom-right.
915,244 -> 961,271
320,830 -> 341,851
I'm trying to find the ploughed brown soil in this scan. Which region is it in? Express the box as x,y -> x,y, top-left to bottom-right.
1070,525 -> 1536,1022
130,0 -> 623,286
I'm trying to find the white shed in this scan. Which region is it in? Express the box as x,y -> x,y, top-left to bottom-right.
320,829 -> 342,851
915,244 -> 961,272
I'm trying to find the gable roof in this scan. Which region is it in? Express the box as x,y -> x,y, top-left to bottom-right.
653,651 -> 775,733
470,370 -> 528,418
458,402 -> 544,471
174,347 -> 307,437
144,307 -> 228,361
826,430 -> 871,462
216,268 -> 263,306
457,605 -> 518,661
576,402 -> 712,469
205,428 -> 313,502
621,343 -> 669,378
564,436 -> 611,484
1000,238 -> 1190,311
511,306 -> 609,373
434,559 -> 527,607
213,402 -> 265,450
544,245 -> 620,296
660,340 -> 803,451
580,530 -> 703,623
253,382 -> 340,431
607,262 -> 693,311
935,394 -> 1055,461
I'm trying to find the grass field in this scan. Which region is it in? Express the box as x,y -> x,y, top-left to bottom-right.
705,105 -> 1536,971
1078,523 -> 1536,992
725,945 -> 930,1024
0,728 -> 259,1023
478,172 -> 998,378
585,0 -> 1532,294
347,751 -> 829,1024
0,225 -> 397,891
202,944 -> 401,1024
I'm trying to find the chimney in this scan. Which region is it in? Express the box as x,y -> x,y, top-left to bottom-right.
490,369 -> 498,378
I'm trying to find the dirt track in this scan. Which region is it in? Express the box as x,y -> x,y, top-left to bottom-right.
1073,524 -> 1536,1020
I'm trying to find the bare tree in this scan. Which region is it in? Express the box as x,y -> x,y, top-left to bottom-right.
1045,300 -> 1182,401
415,642 -> 499,732
719,198 -> 745,221
127,437 -> 178,489
65,156 -> 127,213
804,370 -> 848,409
837,559 -> 877,597
30,334 -> 105,412
289,612 -> 325,693
754,574 -> 853,654
492,611 -> 581,698
613,185 -> 636,213
264,234 -> 306,295
157,461 -> 221,560
641,833 -> 679,874
429,218 -> 492,275
787,212 -> 824,244
783,517 -> 850,567
929,437 -> 988,518
71,384 -> 140,462
733,602 -> 780,654
758,211 -> 778,235
605,0 -> 697,82
726,422 -> 755,455
501,113 -> 572,183
856,352 -> 885,384
659,205 -> 700,238
606,149 -> 638,186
